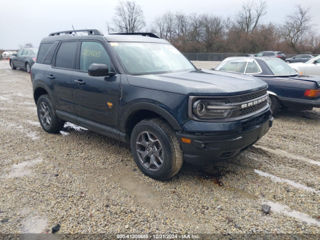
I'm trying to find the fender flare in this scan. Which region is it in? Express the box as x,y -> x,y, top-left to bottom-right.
120,102 -> 182,132
33,83 -> 54,105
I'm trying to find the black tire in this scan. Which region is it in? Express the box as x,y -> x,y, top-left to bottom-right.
25,63 -> 31,73
130,118 -> 183,180
10,61 -> 16,70
37,95 -> 64,133
268,95 -> 281,115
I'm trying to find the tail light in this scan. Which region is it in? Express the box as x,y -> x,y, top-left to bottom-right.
304,89 -> 320,98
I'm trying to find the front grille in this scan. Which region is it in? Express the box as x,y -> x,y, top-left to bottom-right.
227,89 -> 267,103
230,100 -> 268,118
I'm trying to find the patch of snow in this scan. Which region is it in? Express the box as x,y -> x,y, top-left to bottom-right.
60,130 -> 70,136
0,121 -> 40,140
262,200 -> 320,227
0,95 -> 9,101
21,214 -> 48,233
26,120 -> 40,127
254,169 -> 319,194
255,145 -> 320,167
4,158 -> 43,178
64,122 -> 87,131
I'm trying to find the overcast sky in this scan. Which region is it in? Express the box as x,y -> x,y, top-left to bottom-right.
0,0 -> 319,49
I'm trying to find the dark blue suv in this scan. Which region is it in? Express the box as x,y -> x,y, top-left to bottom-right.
32,29 -> 273,180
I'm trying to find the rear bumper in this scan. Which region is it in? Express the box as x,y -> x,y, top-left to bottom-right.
177,111 -> 273,165
279,96 -> 320,108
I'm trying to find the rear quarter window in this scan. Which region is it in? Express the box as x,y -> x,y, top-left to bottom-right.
37,42 -> 58,65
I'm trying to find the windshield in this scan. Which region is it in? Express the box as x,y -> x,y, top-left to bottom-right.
29,48 -> 38,56
264,58 -> 297,76
306,55 -> 320,64
110,42 -> 195,75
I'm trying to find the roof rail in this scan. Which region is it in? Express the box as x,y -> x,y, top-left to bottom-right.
49,29 -> 103,36
109,32 -> 159,38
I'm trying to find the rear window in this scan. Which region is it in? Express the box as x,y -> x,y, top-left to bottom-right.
264,58 -> 297,76
263,52 -> 274,56
37,43 -> 58,65
55,42 -> 78,69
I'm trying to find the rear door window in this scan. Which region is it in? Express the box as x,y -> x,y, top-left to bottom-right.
79,41 -> 111,72
55,41 -> 78,69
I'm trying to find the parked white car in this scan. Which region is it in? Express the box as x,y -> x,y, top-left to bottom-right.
289,55 -> 320,76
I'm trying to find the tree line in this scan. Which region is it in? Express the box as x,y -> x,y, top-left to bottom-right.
108,0 -> 320,54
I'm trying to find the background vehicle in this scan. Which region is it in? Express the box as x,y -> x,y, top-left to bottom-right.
31,29 -> 272,180
289,55 -> 320,76
215,57 -> 320,114
285,54 -> 313,63
2,51 -> 17,59
255,51 -> 286,61
9,48 -> 38,73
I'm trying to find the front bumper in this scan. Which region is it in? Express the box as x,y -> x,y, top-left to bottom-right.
176,110 -> 273,165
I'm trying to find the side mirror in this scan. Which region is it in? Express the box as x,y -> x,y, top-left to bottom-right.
88,63 -> 110,77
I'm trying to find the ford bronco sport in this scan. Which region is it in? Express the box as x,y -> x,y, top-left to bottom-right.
32,29 -> 273,180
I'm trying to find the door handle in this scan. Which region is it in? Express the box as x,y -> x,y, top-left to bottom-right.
48,74 -> 55,79
74,79 -> 86,85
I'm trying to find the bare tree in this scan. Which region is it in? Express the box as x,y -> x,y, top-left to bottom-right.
153,12 -> 176,40
111,1 -> 145,33
198,15 -> 225,51
236,0 -> 267,33
281,5 -> 311,51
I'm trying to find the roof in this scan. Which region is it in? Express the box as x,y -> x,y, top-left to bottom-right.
223,56 -> 281,62
41,29 -> 168,44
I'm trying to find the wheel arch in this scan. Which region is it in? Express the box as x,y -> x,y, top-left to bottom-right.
33,84 -> 53,104
121,103 -> 182,138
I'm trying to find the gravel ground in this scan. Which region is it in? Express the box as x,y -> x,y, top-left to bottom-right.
0,59 -> 319,235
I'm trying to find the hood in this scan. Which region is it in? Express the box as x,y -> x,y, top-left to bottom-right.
127,70 -> 267,96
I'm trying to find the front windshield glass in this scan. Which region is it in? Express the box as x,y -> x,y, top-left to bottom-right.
264,58 -> 297,76
110,42 -> 195,75
29,48 -> 38,56
306,55 -> 320,64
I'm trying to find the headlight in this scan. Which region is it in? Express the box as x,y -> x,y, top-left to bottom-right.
192,99 -> 233,119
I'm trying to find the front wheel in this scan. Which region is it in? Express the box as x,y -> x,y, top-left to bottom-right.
37,95 -> 64,133
10,61 -> 16,70
130,119 -> 183,180
268,95 -> 281,115
25,63 -> 31,73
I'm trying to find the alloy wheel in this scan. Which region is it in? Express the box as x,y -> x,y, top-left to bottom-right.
135,131 -> 164,171
39,101 -> 52,128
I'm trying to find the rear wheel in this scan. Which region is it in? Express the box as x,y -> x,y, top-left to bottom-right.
37,94 -> 64,133
268,95 -> 281,115
10,61 -> 16,70
130,118 -> 183,180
